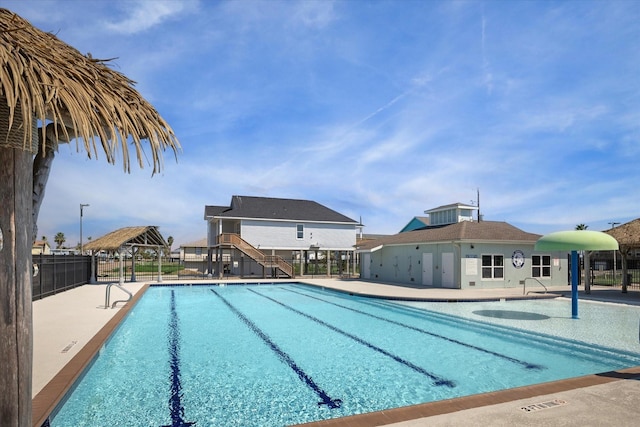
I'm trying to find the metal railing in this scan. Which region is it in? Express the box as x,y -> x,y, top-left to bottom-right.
522,277 -> 548,295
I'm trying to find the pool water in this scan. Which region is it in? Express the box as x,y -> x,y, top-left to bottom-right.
50,283 -> 640,426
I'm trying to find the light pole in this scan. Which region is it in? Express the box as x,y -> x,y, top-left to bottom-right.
80,203 -> 89,254
608,221 -> 620,285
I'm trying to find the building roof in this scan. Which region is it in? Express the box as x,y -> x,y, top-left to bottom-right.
357,221 -> 540,250
204,195 -> 357,223
399,216 -> 430,233
83,226 -> 167,252
425,202 -> 478,214
180,238 -> 207,248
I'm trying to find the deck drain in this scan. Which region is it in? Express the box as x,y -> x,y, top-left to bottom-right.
61,340 -> 78,353
520,399 -> 567,413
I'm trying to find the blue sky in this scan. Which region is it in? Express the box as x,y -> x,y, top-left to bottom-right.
6,0 -> 639,248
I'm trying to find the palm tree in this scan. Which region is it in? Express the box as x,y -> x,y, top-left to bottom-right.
0,9 -> 180,425
575,224 -> 589,230
54,232 -> 66,249
166,236 -> 174,254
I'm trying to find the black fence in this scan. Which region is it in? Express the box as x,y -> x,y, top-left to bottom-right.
32,254 -> 91,300
95,258 -> 181,282
589,257 -> 639,289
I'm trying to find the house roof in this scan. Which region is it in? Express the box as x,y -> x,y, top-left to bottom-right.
83,226 -> 167,252
357,221 -> 540,250
204,195 -> 358,223
180,237 -> 207,248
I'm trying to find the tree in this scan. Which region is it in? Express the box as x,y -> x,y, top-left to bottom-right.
166,235 -> 174,255
0,10 -> 180,426
54,232 -> 66,249
575,224 -> 589,230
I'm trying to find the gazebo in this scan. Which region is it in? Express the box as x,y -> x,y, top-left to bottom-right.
605,218 -> 640,293
83,226 -> 168,285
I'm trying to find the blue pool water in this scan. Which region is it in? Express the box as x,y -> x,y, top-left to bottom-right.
50,283 -> 640,426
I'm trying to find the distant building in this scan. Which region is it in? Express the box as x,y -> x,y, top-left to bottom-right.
179,238 -> 207,274
31,240 -> 51,255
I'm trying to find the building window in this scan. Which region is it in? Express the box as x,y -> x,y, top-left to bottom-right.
296,224 -> 304,239
482,255 -> 504,279
532,255 -> 551,278
195,247 -> 202,256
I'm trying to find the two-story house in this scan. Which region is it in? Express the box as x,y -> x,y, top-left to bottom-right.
204,195 -> 359,278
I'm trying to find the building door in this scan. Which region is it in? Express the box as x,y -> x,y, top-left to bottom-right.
442,252 -> 455,288
363,253 -> 371,279
422,253 -> 433,286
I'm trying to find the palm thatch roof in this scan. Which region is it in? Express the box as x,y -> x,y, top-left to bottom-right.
83,226 -> 167,252
0,8 -> 180,172
604,218 -> 640,249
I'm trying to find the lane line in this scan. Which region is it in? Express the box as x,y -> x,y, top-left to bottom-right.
161,290 -> 196,427
248,288 -> 455,387
284,287 -> 544,370
209,289 -> 342,409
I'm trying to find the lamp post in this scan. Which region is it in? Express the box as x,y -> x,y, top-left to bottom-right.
608,222 -> 620,285
80,203 -> 89,254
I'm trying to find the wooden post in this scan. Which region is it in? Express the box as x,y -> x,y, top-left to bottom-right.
0,146 -> 33,427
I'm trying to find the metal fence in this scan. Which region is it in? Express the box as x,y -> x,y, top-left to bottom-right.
32,254 -> 91,300
95,258 -> 181,282
589,257 -> 639,289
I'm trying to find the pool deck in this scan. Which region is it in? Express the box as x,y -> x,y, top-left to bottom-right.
32,278 -> 640,427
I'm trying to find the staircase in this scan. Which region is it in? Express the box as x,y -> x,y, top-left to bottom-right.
219,233 -> 294,278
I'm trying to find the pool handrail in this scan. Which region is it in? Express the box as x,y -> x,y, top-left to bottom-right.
523,277 -> 548,295
105,283 -> 133,308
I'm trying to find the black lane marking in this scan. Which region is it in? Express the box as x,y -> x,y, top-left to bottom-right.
209,289 -> 342,409
161,290 -> 196,427
247,288 -> 455,388
284,287 -> 545,371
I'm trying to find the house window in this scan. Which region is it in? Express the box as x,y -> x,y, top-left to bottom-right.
532,255 -> 551,278
296,224 -> 304,239
195,247 -> 202,256
482,255 -> 504,279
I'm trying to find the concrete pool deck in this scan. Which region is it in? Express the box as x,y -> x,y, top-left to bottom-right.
32,279 -> 640,426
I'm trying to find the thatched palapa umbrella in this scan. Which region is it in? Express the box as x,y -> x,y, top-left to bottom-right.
0,8 -> 180,426
605,219 -> 640,293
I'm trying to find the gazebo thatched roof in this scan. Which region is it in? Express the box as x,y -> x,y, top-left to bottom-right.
0,8 -> 180,172
84,226 -> 167,252
604,218 -> 640,249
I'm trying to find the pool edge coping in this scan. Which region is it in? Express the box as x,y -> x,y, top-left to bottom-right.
294,366 -> 640,426
31,283 -> 150,427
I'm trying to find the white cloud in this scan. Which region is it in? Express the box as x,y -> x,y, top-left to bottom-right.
104,0 -> 199,34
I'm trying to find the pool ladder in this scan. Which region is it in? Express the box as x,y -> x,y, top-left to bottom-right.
105,283 -> 132,309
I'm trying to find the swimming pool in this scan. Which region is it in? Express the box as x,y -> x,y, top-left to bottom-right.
48,283 -> 640,426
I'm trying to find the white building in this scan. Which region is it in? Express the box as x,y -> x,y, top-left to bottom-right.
357,203 -> 569,290
205,195 -> 359,278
